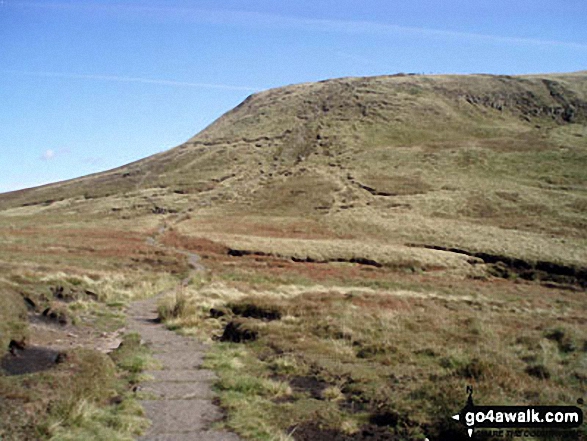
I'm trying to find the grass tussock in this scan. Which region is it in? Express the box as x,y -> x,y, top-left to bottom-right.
34,270 -> 178,304
109,333 -> 159,384
0,342 -> 152,441
203,345 -> 294,441
0,282 -> 28,352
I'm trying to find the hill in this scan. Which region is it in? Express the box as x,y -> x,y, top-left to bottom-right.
3,72 -> 587,205
2,72 -> 586,269
1,72 -> 586,440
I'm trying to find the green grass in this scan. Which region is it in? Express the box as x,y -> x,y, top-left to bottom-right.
109,333 -> 160,384
45,335 -> 156,440
203,344 -> 297,441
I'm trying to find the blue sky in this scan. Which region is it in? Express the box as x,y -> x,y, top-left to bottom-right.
1,0 -> 586,193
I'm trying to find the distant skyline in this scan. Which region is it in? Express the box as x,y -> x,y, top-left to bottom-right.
1,0 -> 586,193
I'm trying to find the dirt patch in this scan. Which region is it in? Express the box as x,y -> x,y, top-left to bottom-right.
229,302 -> 282,321
289,376 -> 329,400
210,307 -> 228,318
369,411 -> 400,427
49,285 -> 97,303
349,174 -> 431,197
220,320 -> 258,343
525,364 -> 551,379
409,244 -> 587,288
1,346 -> 64,375
228,249 -> 383,268
39,306 -> 70,326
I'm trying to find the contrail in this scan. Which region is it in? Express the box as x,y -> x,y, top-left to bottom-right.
2,70 -> 262,92
10,1 -> 587,50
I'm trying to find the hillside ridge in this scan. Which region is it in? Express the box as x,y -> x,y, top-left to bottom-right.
1,71 -> 586,209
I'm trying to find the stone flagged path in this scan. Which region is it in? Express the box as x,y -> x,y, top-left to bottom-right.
127,296 -> 241,441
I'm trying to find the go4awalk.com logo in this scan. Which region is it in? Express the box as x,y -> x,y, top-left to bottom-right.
451,387 -> 584,438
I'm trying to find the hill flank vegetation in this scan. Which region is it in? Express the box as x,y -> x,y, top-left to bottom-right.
3,72 -> 585,273
0,72 -> 586,440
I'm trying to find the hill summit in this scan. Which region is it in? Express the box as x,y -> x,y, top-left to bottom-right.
2,72 -> 586,205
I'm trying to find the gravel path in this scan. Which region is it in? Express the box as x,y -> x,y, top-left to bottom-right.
127,220 -> 241,441
127,296 -> 241,441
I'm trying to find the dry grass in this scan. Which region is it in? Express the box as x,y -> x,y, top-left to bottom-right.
196,233 -> 482,272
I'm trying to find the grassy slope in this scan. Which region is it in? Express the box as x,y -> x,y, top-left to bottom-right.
0,72 -> 586,440
1,72 -> 586,267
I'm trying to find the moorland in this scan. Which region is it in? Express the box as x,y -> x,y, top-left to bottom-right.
1,71 -> 586,440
